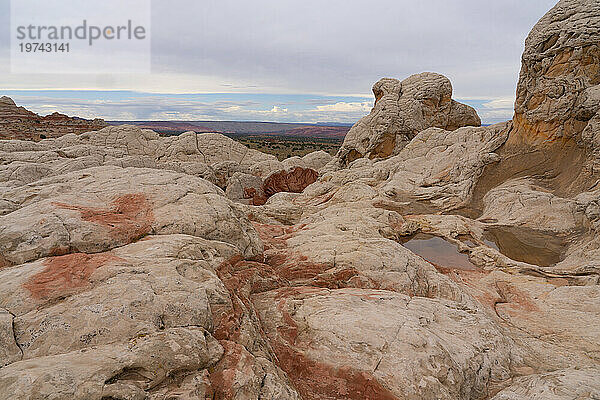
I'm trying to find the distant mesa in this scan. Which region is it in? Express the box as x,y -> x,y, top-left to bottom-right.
0,97 -> 351,142
0,96 -> 107,141
109,121 -> 216,135
109,120 -> 351,139
279,126 -> 348,139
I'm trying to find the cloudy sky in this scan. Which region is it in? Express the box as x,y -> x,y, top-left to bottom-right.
0,0 -> 557,124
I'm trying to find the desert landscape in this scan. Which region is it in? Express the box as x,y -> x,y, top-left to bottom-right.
0,96 -> 107,141
0,0 -> 599,399
0,101 -> 346,161
108,121 -> 348,160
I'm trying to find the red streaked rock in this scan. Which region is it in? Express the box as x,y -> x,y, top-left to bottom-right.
23,252 -> 122,300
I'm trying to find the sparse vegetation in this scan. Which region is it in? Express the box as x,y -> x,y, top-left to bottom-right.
226,134 -> 342,160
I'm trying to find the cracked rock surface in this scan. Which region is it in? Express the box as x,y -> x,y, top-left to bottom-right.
0,1 -> 599,399
327,72 -> 481,169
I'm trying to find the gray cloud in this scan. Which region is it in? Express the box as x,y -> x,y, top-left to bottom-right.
149,0 -> 557,97
0,0 -> 559,124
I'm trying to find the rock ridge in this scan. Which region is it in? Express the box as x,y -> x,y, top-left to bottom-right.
0,96 -> 107,141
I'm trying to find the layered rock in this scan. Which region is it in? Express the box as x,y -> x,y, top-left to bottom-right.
0,96 -> 36,119
497,0 -> 600,195
0,96 -> 107,141
513,0 -> 600,144
330,72 -> 481,168
491,368 -> 600,399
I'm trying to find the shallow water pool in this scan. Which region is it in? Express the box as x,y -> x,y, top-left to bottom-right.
403,234 -> 477,270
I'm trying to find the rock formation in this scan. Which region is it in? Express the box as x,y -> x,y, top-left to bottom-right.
330,72 -> 481,168
0,96 -> 107,141
0,96 -> 36,119
0,1 -> 599,399
514,0 -> 600,143
490,0 -> 600,197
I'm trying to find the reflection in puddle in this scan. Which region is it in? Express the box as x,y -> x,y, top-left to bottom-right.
483,227 -> 565,267
483,239 -> 499,251
403,234 -> 477,271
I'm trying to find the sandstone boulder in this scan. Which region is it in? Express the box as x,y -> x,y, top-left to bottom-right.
0,328 -> 223,399
301,150 -> 332,171
332,72 -> 481,167
226,172 -> 267,206
263,167 -> 319,198
253,288 -> 516,399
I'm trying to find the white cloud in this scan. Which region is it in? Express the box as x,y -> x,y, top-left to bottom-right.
477,96 -> 515,123
315,102 -> 372,113
482,97 -> 515,110
8,94 -> 372,123
269,106 -> 288,113
480,109 -> 514,120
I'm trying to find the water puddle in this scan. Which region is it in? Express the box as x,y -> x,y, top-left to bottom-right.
403,234 -> 477,271
483,226 -> 565,267
403,227 -> 567,271
457,234 -> 497,250
483,238 -> 499,251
